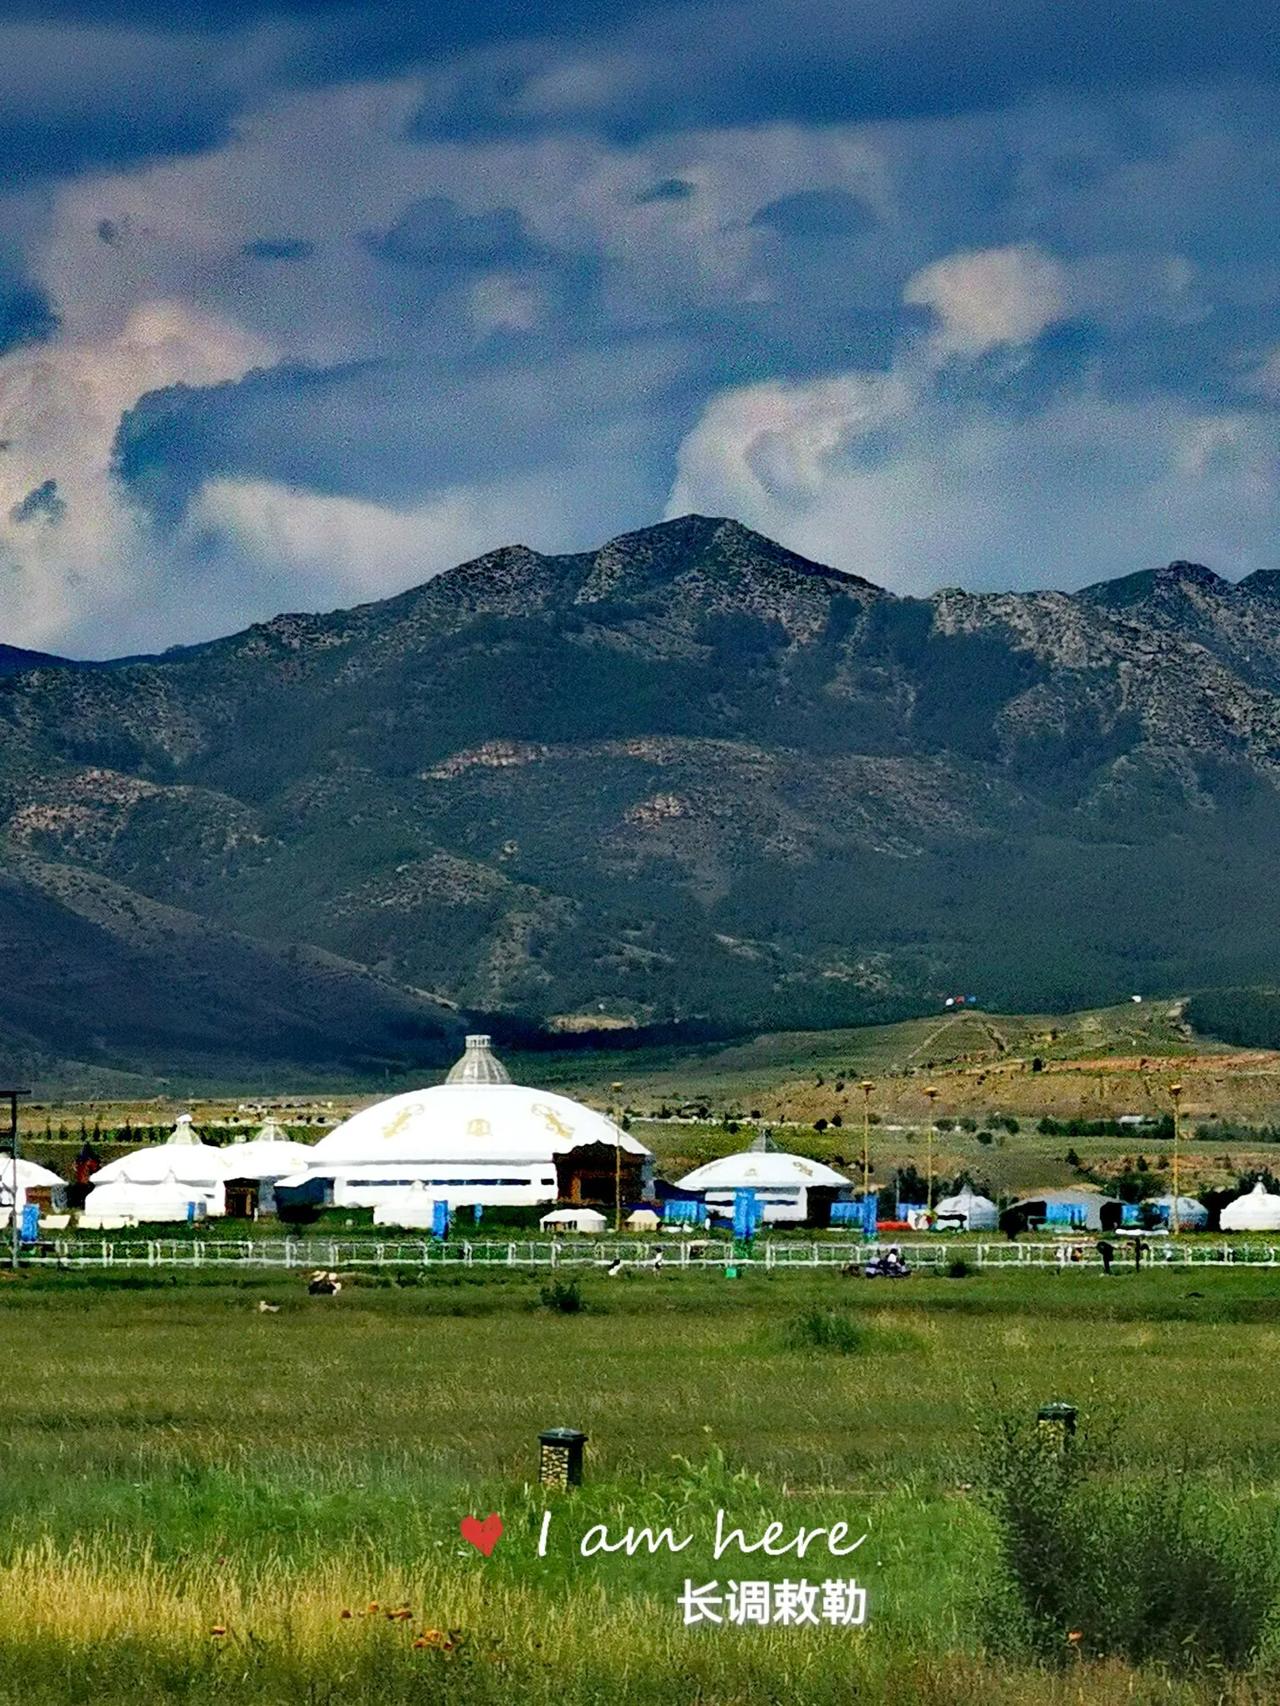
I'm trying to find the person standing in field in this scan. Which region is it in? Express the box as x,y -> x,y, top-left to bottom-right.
1097,1239 -> 1114,1275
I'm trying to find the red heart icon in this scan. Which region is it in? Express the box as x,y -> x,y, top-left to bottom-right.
460,1513 -> 504,1557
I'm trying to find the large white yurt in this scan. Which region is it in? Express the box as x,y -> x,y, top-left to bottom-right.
83,1114 -> 227,1220
220,1119 -> 315,1217
933,1187 -> 999,1231
0,1158 -> 67,1211
676,1135 -> 851,1224
1221,1181 -> 1280,1233
280,1036 -> 652,1212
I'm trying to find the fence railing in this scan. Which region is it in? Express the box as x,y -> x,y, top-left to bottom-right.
16,1237 -> 1280,1270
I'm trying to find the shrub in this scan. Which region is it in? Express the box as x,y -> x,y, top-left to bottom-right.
946,1258 -> 972,1279
539,1278 -> 585,1314
979,1411 -> 1278,1669
784,1309 -> 865,1354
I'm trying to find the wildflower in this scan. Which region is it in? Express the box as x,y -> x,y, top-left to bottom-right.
1066,1629 -> 1083,1645
210,1625 -> 227,1638
364,1601 -> 379,1615
339,1610 -> 353,1621
386,1606 -> 413,1621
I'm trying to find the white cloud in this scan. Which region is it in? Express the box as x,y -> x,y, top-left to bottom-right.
904,243 -> 1068,355
0,301 -> 272,649
665,368 -> 1280,591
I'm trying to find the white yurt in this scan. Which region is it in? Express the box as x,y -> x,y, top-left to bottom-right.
933,1187 -> 999,1231
676,1135 -> 851,1224
541,1207 -> 607,1232
1150,1194 -> 1209,1230
0,1157 -> 67,1211
220,1119 -> 315,1216
372,1181 -> 439,1229
625,1206 -> 661,1231
1221,1181 -> 1280,1233
83,1114 -> 227,1220
79,1170 -> 208,1229
278,1036 -> 652,1212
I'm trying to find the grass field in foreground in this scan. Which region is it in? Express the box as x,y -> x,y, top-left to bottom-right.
3,1266 -> 1280,1703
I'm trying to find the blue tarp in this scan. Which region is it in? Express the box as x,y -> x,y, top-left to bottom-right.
432,1200 -> 450,1239
663,1200 -> 704,1224
19,1204 -> 38,1243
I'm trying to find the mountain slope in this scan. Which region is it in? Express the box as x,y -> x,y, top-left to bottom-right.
4,513 -> 1280,1080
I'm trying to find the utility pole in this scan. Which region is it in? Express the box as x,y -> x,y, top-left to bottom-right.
3,1089 -> 30,1272
859,1080 -> 874,1200
923,1084 -> 940,1213
1181,1078 -> 1187,1241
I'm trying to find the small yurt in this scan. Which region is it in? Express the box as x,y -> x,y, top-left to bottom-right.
0,1158 -> 67,1212
540,1207 -> 608,1233
1007,1188 -> 1120,1232
676,1134 -> 851,1225
220,1119 -> 315,1218
625,1207 -> 661,1231
1150,1194 -> 1209,1230
84,1114 -> 227,1219
933,1188 -> 999,1231
1221,1181 -> 1280,1233
79,1169 -> 207,1228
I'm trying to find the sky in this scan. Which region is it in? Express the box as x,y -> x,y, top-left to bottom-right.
0,2 -> 1278,655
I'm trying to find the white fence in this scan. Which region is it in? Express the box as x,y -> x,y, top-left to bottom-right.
17,1237 -> 1280,1270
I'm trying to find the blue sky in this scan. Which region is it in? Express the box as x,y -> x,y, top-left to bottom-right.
0,1 -> 1277,654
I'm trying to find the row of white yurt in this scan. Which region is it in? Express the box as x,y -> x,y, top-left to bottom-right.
81,1115 -> 312,1225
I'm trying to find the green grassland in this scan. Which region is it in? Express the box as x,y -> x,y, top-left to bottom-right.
4,1265 -> 1280,1702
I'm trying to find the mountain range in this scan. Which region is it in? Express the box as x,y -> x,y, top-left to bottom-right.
4,513 -> 1280,1087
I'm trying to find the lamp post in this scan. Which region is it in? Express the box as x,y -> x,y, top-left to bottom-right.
612,1107 -> 622,1234
859,1080 -> 874,1200
1181,1078 -> 1187,1241
3,1089 -> 30,1272
923,1085 -> 940,1211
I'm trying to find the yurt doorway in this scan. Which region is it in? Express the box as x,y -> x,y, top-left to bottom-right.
224,1179 -> 260,1219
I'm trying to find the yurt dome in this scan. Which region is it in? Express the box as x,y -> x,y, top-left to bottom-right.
286,1038 -> 652,1211
933,1188 -> 999,1231
89,1114 -> 226,1214
1221,1181 -> 1280,1232
1150,1194 -> 1209,1229
222,1119 -> 314,1182
0,1157 -> 66,1209
676,1136 -> 850,1224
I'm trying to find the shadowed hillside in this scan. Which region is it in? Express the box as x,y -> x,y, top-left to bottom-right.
5,515 -> 1280,1080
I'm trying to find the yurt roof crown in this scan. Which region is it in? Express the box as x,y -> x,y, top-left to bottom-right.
446,1035 -> 512,1086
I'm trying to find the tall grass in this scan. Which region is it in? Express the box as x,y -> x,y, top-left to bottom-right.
979,1411 -> 1280,1668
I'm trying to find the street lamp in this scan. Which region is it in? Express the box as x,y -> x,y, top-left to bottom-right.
859,1080 -> 874,1200
923,1085 -> 940,1210
1169,1082 -> 1183,1237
